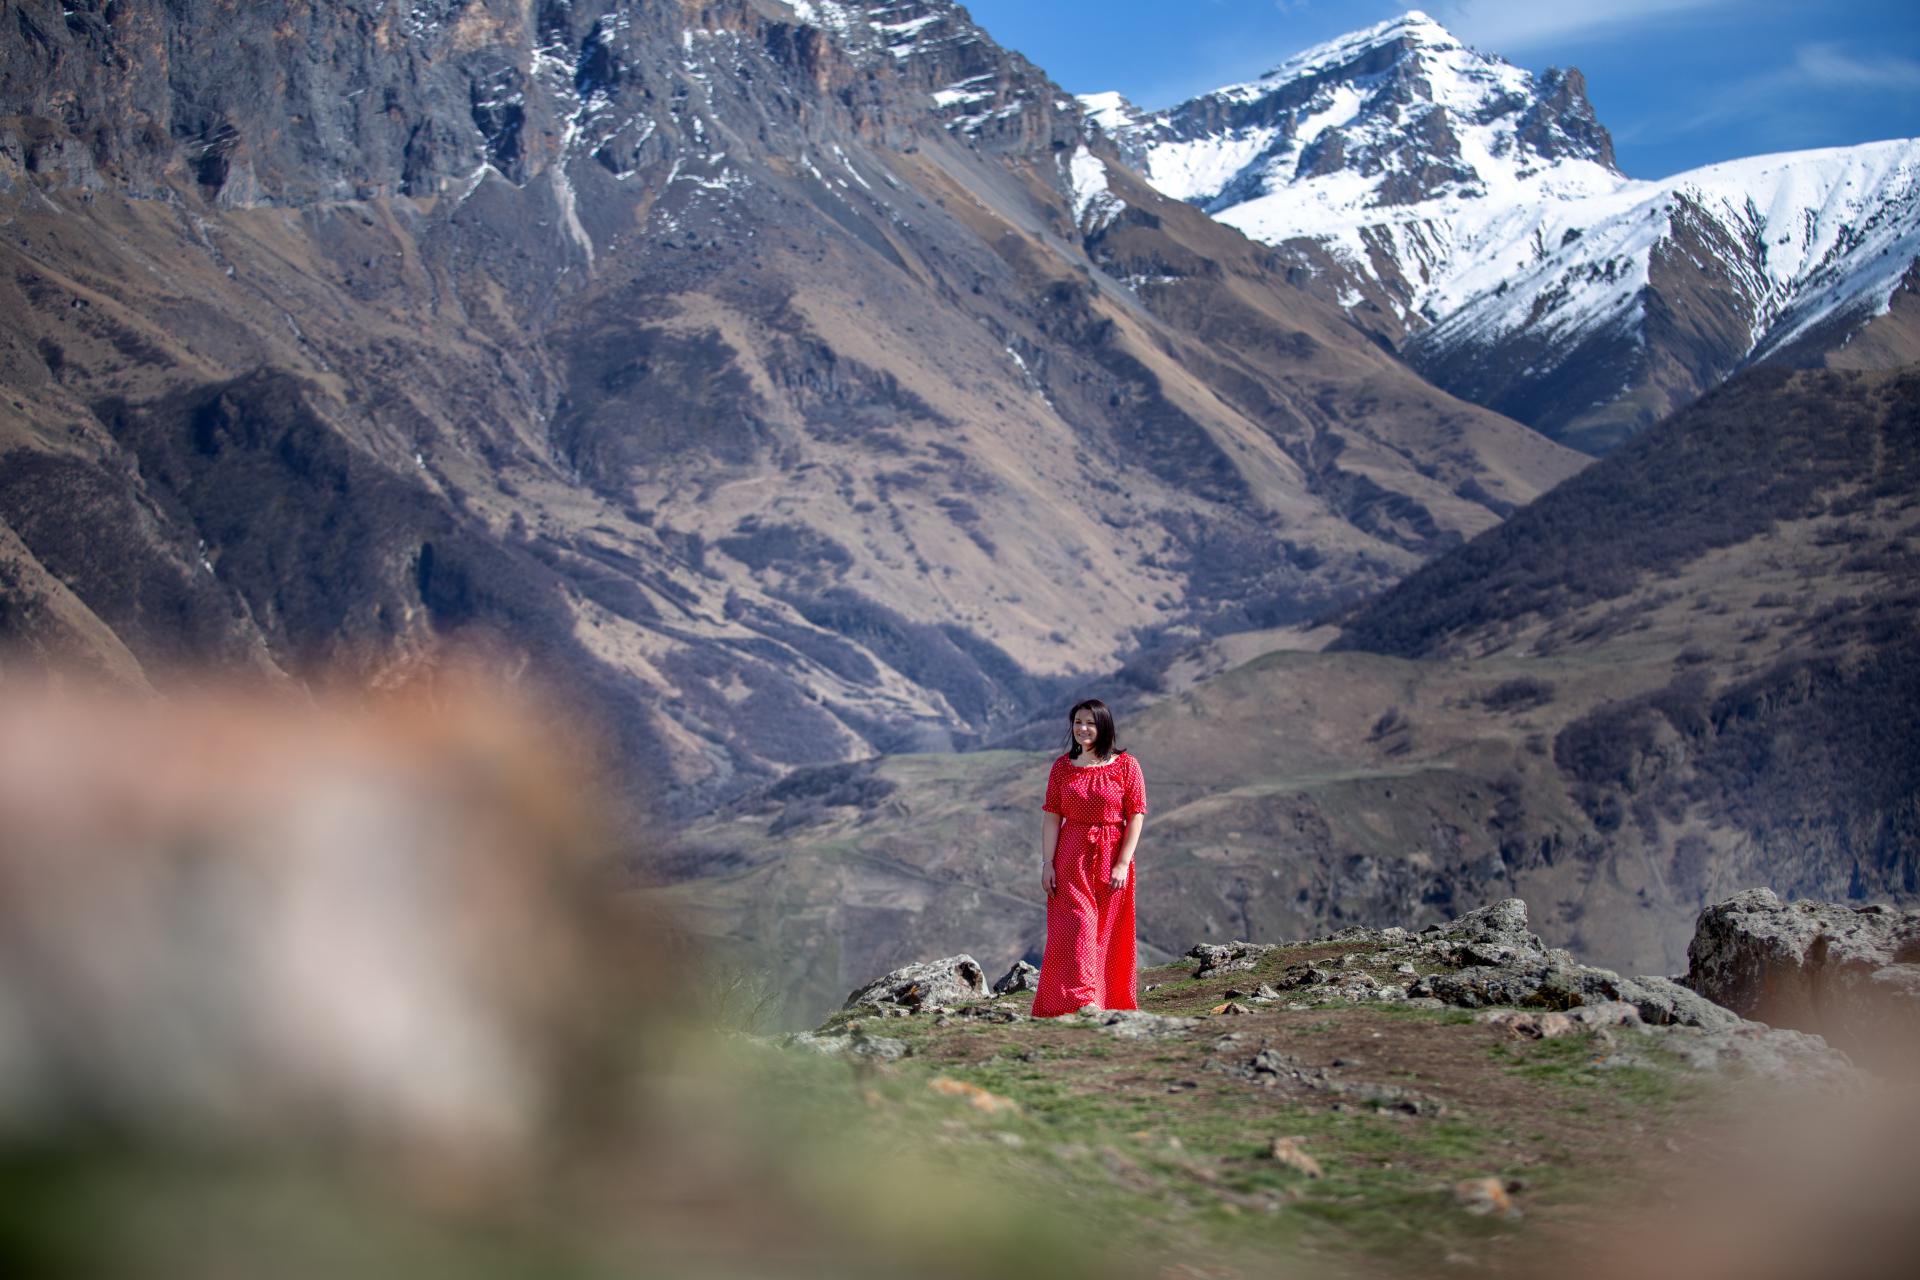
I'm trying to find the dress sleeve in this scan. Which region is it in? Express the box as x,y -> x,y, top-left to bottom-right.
1043,757 -> 1064,815
1123,754 -> 1148,818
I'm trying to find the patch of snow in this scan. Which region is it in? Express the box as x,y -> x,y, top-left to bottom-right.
1067,145 -> 1124,231
831,144 -> 873,190
874,14 -> 939,40
1146,126 -> 1283,205
933,74 -> 995,110
1077,91 -> 1139,136
532,43 -> 571,81
451,163 -> 493,208
683,169 -> 750,195
550,162 -> 595,266
786,1 -> 857,37
948,99 -> 1028,137
402,3 -> 443,42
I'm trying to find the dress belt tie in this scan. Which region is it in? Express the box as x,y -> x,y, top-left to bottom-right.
1064,819 -> 1125,843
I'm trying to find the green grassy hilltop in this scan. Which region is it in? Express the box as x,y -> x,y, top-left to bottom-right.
769,945 -> 1709,1277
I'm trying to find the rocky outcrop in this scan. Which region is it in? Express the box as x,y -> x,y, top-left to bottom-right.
1298,898 -> 1859,1079
1685,889 -> 1920,1058
1294,899 -> 1736,1027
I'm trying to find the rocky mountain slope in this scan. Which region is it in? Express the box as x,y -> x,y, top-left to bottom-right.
1088,11 -> 1920,452
670,363 -> 1919,1021
0,0 -> 1582,812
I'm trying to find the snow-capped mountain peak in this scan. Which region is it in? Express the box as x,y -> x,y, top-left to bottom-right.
1092,13 -> 1920,452
1092,10 -> 1616,218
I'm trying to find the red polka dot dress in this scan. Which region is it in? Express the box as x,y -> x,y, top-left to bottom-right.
1031,750 -> 1147,1017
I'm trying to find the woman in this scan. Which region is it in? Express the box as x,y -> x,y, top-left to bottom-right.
1030,698 -> 1147,1017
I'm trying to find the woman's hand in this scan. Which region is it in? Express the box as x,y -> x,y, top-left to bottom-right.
1042,861 -> 1057,896
1107,860 -> 1130,891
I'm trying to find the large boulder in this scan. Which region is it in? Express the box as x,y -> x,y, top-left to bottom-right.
1685,889 -> 1920,1057
1440,898 -> 1541,954
843,955 -> 988,1013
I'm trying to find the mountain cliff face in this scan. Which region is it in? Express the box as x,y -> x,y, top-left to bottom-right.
1089,11 -> 1920,453
0,0 -> 1582,813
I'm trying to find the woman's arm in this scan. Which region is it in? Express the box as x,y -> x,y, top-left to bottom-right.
1040,811 -> 1062,896
1110,755 -> 1146,888
1109,812 -> 1144,889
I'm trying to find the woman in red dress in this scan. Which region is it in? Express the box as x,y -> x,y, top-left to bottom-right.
1031,698 -> 1146,1017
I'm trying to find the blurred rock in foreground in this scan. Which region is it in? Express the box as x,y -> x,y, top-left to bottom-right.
1687,887 -> 1920,1063
0,672 -> 1131,1280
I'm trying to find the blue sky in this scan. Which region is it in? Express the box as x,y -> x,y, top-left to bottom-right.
958,0 -> 1920,178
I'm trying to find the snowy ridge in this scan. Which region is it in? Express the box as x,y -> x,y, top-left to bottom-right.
1419,141 -> 1920,366
1238,8 -> 1460,98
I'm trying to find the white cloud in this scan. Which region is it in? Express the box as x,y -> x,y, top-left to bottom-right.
1616,38 -> 1920,152
1412,0 -> 1738,54
1793,42 -> 1920,92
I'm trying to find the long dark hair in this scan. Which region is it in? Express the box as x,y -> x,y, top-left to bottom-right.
1065,698 -> 1120,760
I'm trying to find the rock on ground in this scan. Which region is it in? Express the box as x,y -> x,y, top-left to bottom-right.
1187,941 -> 1275,978
992,960 -> 1039,995
1480,1002 -> 1643,1039
1096,1010 -> 1203,1040
843,955 -> 988,1013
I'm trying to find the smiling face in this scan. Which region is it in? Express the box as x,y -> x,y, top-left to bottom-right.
1072,710 -> 1099,753
1066,699 -> 1115,759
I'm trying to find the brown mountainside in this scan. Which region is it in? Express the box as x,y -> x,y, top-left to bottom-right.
0,0 -> 1581,812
